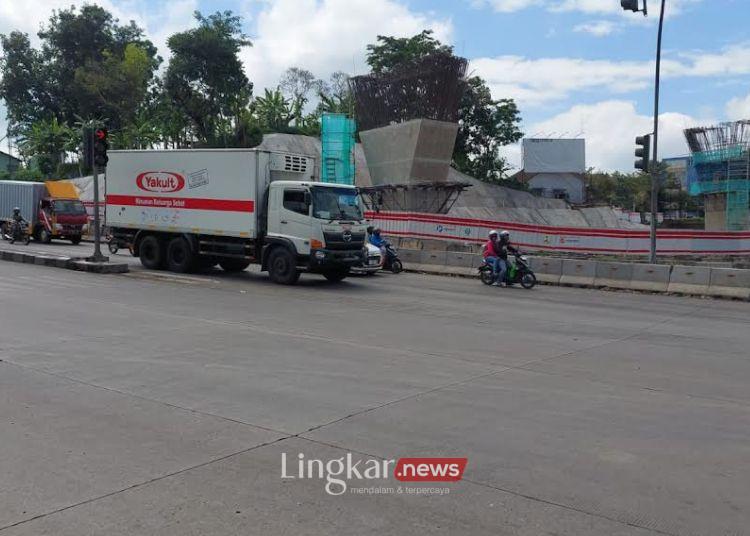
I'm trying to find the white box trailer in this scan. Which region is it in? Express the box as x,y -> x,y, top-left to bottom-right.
106,149 -> 367,284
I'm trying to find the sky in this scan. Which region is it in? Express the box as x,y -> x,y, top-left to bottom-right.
1,0 -> 749,172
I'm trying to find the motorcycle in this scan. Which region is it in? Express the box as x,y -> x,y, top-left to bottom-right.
479,252 -> 537,289
2,220 -> 31,245
381,242 -> 403,274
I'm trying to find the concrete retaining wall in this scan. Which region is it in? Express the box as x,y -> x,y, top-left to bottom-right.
708,268 -> 750,299
559,260 -> 596,286
667,266 -> 711,295
594,262 -> 634,290
398,252 -> 748,300
631,264 -> 671,292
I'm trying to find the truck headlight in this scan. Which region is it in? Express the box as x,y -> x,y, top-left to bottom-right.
314,250 -> 326,260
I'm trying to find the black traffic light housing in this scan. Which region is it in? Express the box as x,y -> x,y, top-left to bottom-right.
635,134 -> 651,172
621,0 -> 647,15
93,128 -> 108,167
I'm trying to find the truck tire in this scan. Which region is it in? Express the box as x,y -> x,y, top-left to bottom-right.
139,235 -> 165,270
323,268 -> 349,282
267,248 -> 300,285
218,258 -> 251,273
70,236 -> 82,245
39,228 -> 51,244
166,236 -> 196,273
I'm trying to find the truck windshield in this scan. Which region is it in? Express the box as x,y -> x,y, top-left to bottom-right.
311,186 -> 363,221
53,199 -> 87,215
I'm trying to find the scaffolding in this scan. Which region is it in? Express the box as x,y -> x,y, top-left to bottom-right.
684,120 -> 750,230
320,113 -> 356,185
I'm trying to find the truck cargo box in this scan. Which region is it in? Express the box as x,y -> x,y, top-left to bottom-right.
0,181 -> 46,225
106,149 -> 281,239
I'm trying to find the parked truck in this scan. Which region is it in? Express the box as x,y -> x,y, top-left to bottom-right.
0,180 -> 88,244
106,148 -> 368,284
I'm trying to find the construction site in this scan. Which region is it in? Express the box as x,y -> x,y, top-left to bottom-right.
685,120 -> 750,231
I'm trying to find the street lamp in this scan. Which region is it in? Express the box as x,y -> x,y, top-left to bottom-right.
622,0 -> 665,264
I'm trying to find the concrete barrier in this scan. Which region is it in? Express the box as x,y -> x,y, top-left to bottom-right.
594,261 -> 634,289
631,264 -> 671,292
445,251 -> 474,268
0,247 -> 128,273
667,265 -> 711,295
398,248 -> 422,266
559,259 -> 596,286
708,268 -> 750,299
419,250 -> 447,266
529,257 -> 563,284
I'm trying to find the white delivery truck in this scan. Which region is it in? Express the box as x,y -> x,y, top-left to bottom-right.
106,149 -> 368,284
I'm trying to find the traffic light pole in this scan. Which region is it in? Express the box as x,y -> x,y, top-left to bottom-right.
648,0 -> 666,264
91,163 -> 105,262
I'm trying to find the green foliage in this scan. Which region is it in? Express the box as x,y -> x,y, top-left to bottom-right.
16,117 -> 73,177
0,4 -> 160,131
454,77 -> 523,183
364,31 -> 523,185
165,11 -> 252,145
366,30 -> 453,74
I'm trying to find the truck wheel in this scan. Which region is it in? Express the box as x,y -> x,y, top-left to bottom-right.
323,269 -> 349,282
268,248 -> 300,285
39,228 -> 52,244
218,258 -> 251,273
70,236 -> 82,245
139,235 -> 165,270
166,236 -> 196,273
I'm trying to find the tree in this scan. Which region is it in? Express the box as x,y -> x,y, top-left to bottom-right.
365,31 -> 523,184
165,11 -> 252,146
316,72 -> 355,115
16,117 -> 74,177
0,5 -> 160,155
454,77 -> 523,183
252,88 -> 294,132
279,67 -> 323,126
366,30 -> 452,75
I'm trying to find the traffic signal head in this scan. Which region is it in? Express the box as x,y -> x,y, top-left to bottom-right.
93,128 -> 108,167
621,0 -> 639,12
635,134 -> 651,172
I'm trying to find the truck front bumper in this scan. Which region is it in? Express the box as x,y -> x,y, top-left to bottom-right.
307,248 -> 365,272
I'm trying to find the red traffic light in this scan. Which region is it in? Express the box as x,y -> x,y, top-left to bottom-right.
95,128 -> 108,141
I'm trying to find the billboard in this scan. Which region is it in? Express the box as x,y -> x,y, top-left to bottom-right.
522,139 -> 585,174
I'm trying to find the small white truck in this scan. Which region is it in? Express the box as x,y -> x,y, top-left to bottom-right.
106,148 -> 368,284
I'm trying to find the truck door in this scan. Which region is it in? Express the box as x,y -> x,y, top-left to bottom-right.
277,187 -> 312,255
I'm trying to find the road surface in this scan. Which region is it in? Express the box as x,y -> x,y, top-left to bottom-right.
0,252 -> 748,535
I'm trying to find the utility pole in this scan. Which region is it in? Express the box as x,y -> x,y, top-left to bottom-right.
622,0 -> 665,264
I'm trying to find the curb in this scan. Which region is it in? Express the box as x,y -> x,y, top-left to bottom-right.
0,248 -> 128,274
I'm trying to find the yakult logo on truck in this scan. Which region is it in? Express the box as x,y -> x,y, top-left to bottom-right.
136,171 -> 185,193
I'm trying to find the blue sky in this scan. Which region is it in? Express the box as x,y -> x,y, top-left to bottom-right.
1,0 -> 749,171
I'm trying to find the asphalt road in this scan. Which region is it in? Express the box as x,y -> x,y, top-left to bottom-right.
0,248 -> 749,535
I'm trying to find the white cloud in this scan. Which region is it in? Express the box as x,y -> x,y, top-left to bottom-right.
573,20 -> 617,36
472,43 -> 750,107
470,0 -> 702,15
726,93 -> 750,121
499,100 -> 706,172
240,0 -> 453,92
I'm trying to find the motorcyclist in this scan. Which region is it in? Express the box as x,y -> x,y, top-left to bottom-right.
369,227 -> 386,249
497,230 -> 518,284
8,207 -> 27,241
483,230 -> 506,286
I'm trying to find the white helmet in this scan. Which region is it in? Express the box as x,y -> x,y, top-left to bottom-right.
499,230 -> 510,238
488,229 -> 499,238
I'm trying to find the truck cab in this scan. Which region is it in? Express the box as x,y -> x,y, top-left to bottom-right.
36,196 -> 88,244
264,181 -> 367,283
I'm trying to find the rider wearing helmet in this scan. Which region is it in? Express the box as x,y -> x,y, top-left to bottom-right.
496,230 -> 518,283
369,227 -> 386,249
12,207 -> 25,224
483,230 -> 506,286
